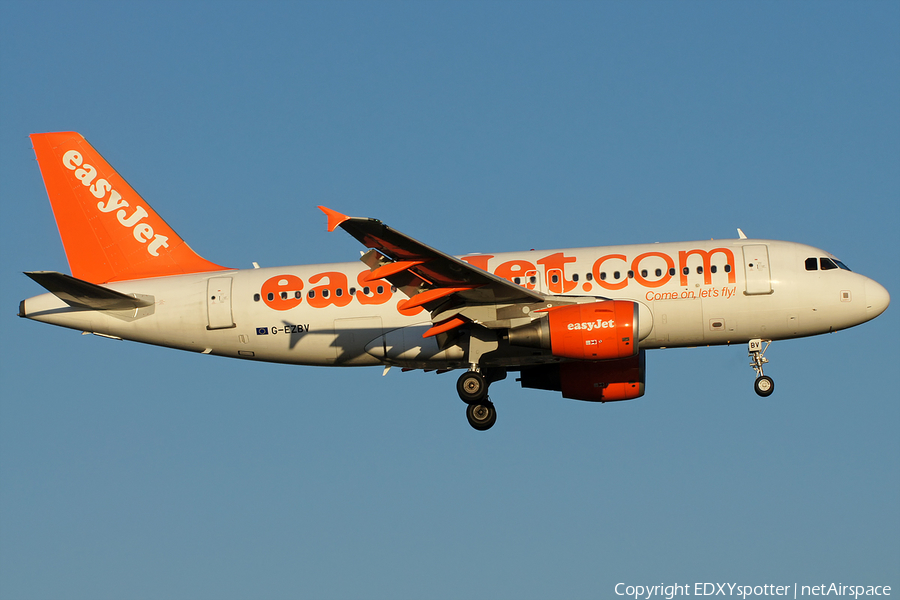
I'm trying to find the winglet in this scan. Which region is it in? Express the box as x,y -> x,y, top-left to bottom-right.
318,206 -> 350,232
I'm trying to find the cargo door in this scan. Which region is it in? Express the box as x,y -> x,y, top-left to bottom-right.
207,277 -> 235,330
742,245 -> 772,295
653,299 -> 704,345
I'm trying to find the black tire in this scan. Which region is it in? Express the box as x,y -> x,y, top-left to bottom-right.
466,402 -> 497,431
754,375 -> 775,397
457,371 -> 488,404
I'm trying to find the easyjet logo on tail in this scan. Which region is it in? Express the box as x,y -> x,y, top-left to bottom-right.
62,150 -> 169,257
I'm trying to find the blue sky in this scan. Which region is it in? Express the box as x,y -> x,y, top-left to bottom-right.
1,2 -> 898,598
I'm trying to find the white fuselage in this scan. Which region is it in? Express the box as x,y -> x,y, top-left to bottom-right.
21,238 -> 888,370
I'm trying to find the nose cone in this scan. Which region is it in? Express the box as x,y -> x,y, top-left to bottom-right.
865,279 -> 890,319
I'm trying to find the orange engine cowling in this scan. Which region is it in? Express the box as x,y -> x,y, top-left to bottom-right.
508,300 -> 639,360
518,351 -> 646,402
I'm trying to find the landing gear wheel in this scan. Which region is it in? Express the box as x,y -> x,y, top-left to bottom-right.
748,339 -> 775,397
466,401 -> 497,431
457,371 -> 488,404
754,375 -> 775,397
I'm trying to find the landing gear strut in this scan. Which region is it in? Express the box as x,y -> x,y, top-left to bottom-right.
748,338 -> 775,397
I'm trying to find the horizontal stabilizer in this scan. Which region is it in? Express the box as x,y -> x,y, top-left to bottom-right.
24,271 -> 153,310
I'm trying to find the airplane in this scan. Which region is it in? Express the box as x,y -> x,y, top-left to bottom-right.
19,132 -> 891,430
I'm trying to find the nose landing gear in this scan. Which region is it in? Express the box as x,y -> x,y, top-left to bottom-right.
748,339 -> 775,397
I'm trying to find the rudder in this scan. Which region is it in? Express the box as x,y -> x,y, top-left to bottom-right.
30,132 -> 229,283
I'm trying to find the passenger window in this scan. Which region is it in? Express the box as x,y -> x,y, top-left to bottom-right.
724,264 -> 731,273
572,274 -> 579,282
696,266 -> 703,275
682,267 -> 690,276
514,277 -> 521,284
820,258 -> 838,271
376,286 -> 384,294
586,273 -> 593,281
308,290 -> 315,299
600,272 -> 607,281
349,287 -> 356,295
669,268 -> 676,276
363,286 -> 370,295
641,269 -> 648,278
267,293 -> 274,301
551,274 -> 559,284
294,291 -> 302,299
254,294 -> 261,302
627,270 -> 634,278
711,265 -> 717,274
655,268 -> 662,277
805,257 -> 818,271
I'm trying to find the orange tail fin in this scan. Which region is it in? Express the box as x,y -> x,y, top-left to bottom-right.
30,132 -> 229,283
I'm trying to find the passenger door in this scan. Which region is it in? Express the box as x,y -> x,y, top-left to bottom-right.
742,245 -> 772,295
207,277 -> 235,330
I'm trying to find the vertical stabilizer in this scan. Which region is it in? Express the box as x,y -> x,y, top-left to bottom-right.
30,132 -> 229,283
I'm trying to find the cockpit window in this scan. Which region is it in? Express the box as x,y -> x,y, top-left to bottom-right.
820,258 -> 839,271
805,257 -> 818,271
834,260 -> 851,271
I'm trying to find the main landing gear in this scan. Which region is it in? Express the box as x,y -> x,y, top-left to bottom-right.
748,338 -> 775,397
457,369 -> 500,431
466,402 -> 497,431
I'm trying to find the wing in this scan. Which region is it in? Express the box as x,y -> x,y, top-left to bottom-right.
319,206 -> 548,336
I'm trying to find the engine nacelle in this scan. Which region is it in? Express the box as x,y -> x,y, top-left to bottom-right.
508,300 -> 639,360
518,351 -> 645,402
